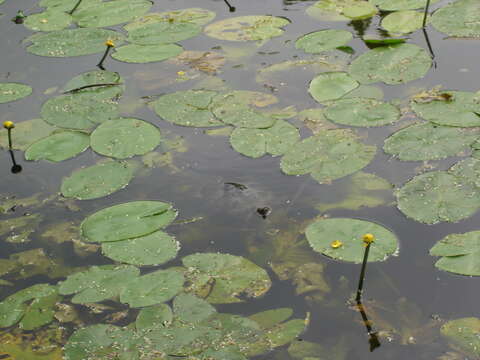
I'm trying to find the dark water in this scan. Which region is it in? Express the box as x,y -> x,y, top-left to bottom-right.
1,0 -> 480,359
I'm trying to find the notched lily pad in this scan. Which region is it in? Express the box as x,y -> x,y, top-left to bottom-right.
441,318 -> 480,358
112,43 -> 183,63
371,0 -> 439,11
431,0 -> 480,37
25,130 -> 90,162
295,29 -> 353,54
125,8 -> 216,28
0,83 -> 32,103
306,0 -> 375,21
309,72 -> 359,103
126,21 -> 201,45
24,10 -> 72,32
381,10 -> 426,34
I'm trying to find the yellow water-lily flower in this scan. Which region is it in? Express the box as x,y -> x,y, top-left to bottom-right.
105,40 -> 115,47
3,121 -> 14,129
362,233 -> 375,245
331,240 -> 343,249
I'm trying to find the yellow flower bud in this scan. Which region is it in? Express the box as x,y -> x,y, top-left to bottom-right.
105,40 -> 115,47
3,121 -> 15,129
362,233 -> 375,245
177,71 -> 186,76
331,240 -> 343,249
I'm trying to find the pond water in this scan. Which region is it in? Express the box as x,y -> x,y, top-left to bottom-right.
1,0 -> 480,359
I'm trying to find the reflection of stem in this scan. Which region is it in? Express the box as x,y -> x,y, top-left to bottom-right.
97,45 -> 113,70
223,0 -> 236,12
422,0 -> 431,28
8,150 -> 22,174
68,0 -> 83,15
422,28 -> 437,69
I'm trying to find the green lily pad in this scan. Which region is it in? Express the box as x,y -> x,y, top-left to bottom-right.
0,119 -> 56,151
230,120 -> 300,158
349,43 -> 432,84
342,1 -> 378,20
381,10 -> 425,34
173,293 -> 217,324
371,0 -> 439,11
309,72 -> 359,103
59,265 -> 139,304
112,43 -> 183,63
41,92 -> 119,130
249,308 -> 293,329
396,171 -> 480,224
430,231 -> 480,276
449,157 -> 480,188
383,123 -> 477,161
125,8 -> 216,28
183,253 -> 272,304
411,91 -> 480,127
81,201 -> 178,243
306,0 -> 370,21
61,161 -> 134,200
72,0 -> 152,28
25,130 -> 90,162
90,118 -> 161,159
39,0 -> 99,12
101,231 -> 179,266
136,304 -> 173,331
295,29 -> 353,54
126,21 -> 201,45
431,0 -> 480,37
0,83 -> 32,103
305,218 -> 398,263
441,318 -> 480,358
25,28 -> 125,57
324,97 -> 400,127
63,70 -> 122,94
204,15 -> 289,41
24,10 -> 72,32
120,269 -> 184,307
280,129 -> 376,184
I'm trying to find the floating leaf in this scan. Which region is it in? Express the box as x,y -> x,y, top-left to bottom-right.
381,10 -> 425,34
120,269 -> 184,307
0,83 -> 32,103
91,118 -> 161,159
24,11 -> 72,32
430,231 -> 480,276
63,70 -> 122,94
411,91 -> 480,127
249,308 -> 293,329
324,97 -> 400,127
306,0 -> 369,21
72,0 -> 152,28
280,129 -> 376,184
101,231 -> 179,266
183,253 -> 272,304
205,15 -> 289,41
0,119 -> 55,150
136,304 -> 173,331
349,44 -> 431,84
230,120 -> 299,158
39,0 -> 99,12
25,28 -> 125,57
126,21 -> 201,45
441,318 -> 480,358
295,30 -> 353,54
153,90 -> 222,127
431,0 -> 480,37
25,131 -> 89,162
59,265 -> 139,304
309,72 -> 359,103
172,51 -> 225,74
112,43 -> 183,63
396,171 -> 480,224
371,0 -> 439,11
342,1 -> 378,20
306,218 -> 398,263
383,123 -> 477,161
61,161 -> 133,200
81,201 -> 178,243
173,293 -> 216,324
449,157 -> 480,188
125,8 -> 216,28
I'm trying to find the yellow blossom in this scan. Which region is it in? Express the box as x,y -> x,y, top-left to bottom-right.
177,71 -> 186,76
105,40 -> 115,47
3,121 -> 15,129
362,233 -> 375,245
331,240 -> 343,249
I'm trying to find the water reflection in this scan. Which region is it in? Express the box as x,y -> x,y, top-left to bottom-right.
223,0 -> 236,12
8,150 -> 22,174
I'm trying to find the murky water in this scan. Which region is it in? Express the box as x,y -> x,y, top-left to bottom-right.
1,0 -> 480,359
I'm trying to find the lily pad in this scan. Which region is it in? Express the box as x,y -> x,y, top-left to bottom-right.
81,201 -> 178,243
112,43 -> 183,63
396,171 -> 480,224
205,16 -> 289,41
342,1 -> 378,20
0,119 -> 56,151
309,72 -> 359,103
90,118 -> 161,159
324,97 -> 400,127
101,231 -> 179,266
349,44 -> 431,84
39,0 -> 99,12
0,83 -> 32,103
25,130 -> 89,162
120,269 -> 184,307
61,161 -> 134,200
24,11 -> 72,32
295,30 -> 353,54
230,120 -> 300,158
306,0 -> 372,21
431,0 -> 480,37
59,265 -> 139,304
430,231 -> 480,276
411,91 -> 480,127
280,129 -> 376,184
136,304 -> 173,331
72,0 -> 152,28
63,70 -> 122,94
306,218 -> 398,263
126,21 -> 201,45
183,253 -> 272,304
25,28 -> 125,57
381,10 -> 425,34
441,318 -> 480,358
383,123 -> 477,161
371,0 -> 439,11
125,8 -> 216,29
449,157 -> 480,188
153,90 -> 222,127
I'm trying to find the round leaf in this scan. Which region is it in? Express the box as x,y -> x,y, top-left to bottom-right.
25,130 -> 90,162
91,118 -> 161,159
81,201 -> 178,243
295,29 -> 353,54
306,218 -> 398,263
136,304 -> 173,331
0,83 -> 32,103
205,16 -> 289,41
449,157 -> 480,188
125,8 -> 216,28
61,161 -> 133,200
441,318 -> 480,358
309,72 -> 359,103
127,21 -> 201,45
0,119 -> 56,151
24,10 -> 72,32
306,0 -> 365,21
381,10 -> 425,34
342,1 -> 378,20
112,43 -> 183,63
371,0 -> 440,11
431,0 -> 480,37
63,70 -> 122,93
